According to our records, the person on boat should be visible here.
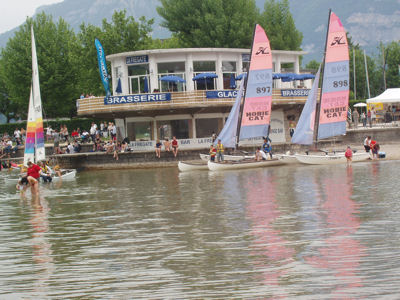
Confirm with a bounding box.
[209,144,217,161]
[171,136,179,157]
[155,139,162,158]
[255,147,263,161]
[38,161,52,183]
[216,139,224,162]
[262,137,272,159]
[53,164,62,178]
[16,176,39,197]
[345,146,353,165]
[364,136,371,153]
[27,161,42,181]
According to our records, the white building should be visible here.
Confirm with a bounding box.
[77,48,315,150]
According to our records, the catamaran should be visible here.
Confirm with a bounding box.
[24,25,76,179]
[208,24,283,171]
[292,11,369,165]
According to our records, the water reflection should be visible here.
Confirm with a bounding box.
[245,172,294,297]
[302,166,365,298]
[1,162,400,298]
[29,196,54,296]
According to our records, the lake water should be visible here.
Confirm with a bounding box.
[1,160,400,299]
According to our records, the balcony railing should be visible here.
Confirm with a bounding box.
[77,89,314,116]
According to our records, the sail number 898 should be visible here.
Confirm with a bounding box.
[256,86,271,94]
[333,80,348,88]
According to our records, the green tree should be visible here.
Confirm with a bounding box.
[0,13,79,118]
[384,41,400,89]
[157,0,259,48]
[76,10,154,96]
[305,59,321,71]
[259,0,303,50]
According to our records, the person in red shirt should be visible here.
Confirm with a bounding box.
[171,136,179,157]
[370,140,380,159]
[344,146,353,165]
[27,161,42,179]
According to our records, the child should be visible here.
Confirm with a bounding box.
[345,146,353,165]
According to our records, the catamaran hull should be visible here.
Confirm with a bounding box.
[295,152,370,165]
[178,161,208,172]
[199,153,253,161]
[275,154,298,164]
[53,169,77,180]
[208,159,283,171]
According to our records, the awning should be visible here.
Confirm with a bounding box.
[192,73,218,81]
[367,88,400,104]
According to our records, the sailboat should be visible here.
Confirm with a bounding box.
[24,25,76,179]
[208,24,283,171]
[292,11,369,165]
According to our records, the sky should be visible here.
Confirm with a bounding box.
[0,0,63,34]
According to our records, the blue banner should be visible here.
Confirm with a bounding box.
[281,89,310,97]
[206,90,238,99]
[104,93,171,105]
[95,39,111,97]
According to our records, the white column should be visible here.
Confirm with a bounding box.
[186,53,194,91]
[149,57,158,93]
[153,119,158,140]
[275,56,281,88]
[216,53,223,90]
[192,117,197,138]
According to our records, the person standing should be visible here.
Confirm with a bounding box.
[367,109,372,128]
[209,144,217,161]
[360,112,366,127]
[371,107,376,125]
[345,146,353,165]
[216,139,224,162]
[352,109,359,128]
[262,137,273,159]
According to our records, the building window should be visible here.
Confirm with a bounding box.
[157,62,186,92]
[158,119,189,140]
[196,118,219,138]
[126,121,152,141]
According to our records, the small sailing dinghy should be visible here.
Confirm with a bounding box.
[207,24,283,171]
[291,11,369,165]
[23,26,76,179]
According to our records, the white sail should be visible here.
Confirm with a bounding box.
[31,26,45,162]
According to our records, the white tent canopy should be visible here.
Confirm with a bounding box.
[367,88,400,104]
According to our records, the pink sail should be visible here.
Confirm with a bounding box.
[239,24,273,140]
[318,12,349,139]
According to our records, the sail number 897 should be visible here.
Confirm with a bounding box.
[256,86,271,94]
[333,80,348,88]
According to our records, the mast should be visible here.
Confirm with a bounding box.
[235,24,257,149]
[364,50,371,99]
[313,9,332,145]
[353,48,356,100]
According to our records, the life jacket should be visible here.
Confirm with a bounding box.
[216,143,224,152]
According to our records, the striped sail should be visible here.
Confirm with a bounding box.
[23,26,45,165]
[24,87,36,166]
[317,12,349,140]
[239,24,273,140]
[291,65,321,145]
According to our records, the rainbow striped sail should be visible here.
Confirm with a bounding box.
[239,24,273,140]
[317,12,349,140]
[23,26,45,166]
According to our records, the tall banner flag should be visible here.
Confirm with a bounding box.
[95,38,111,98]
